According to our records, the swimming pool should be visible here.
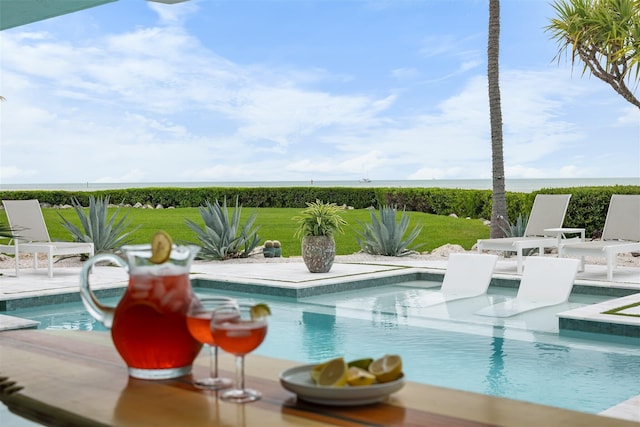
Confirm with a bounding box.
[9,282,640,415]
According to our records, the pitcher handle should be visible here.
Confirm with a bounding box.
[79,253,128,329]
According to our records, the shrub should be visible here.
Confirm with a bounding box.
[356,205,424,256]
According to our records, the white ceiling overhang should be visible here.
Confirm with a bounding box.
[0,0,189,31]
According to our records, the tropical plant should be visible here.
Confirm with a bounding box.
[498,213,529,238]
[546,0,640,108]
[58,196,140,253]
[292,200,347,239]
[355,205,424,256]
[498,213,536,255]
[185,197,260,260]
[488,0,508,238]
[0,223,14,239]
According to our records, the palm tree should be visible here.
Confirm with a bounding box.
[546,0,640,108]
[488,0,507,238]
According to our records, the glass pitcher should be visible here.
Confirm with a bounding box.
[80,244,202,380]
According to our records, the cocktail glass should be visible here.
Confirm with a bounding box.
[186,296,237,390]
[211,303,268,403]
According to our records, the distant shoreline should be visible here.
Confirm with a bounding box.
[1,177,638,193]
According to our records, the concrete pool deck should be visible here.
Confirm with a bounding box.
[1,255,639,423]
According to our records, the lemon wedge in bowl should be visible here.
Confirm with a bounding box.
[347,366,376,386]
[368,354,403,383]
[310,360,330,383]
[316,357,348,387]
[347,357,373,370]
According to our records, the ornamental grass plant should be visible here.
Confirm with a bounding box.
[292,200,348,239]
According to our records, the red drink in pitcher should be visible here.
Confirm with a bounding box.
[111,273,202,372]
[80,242,202,380]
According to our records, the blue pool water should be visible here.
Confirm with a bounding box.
[9,282,640,415]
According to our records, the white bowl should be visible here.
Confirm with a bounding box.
[279,363,405,406]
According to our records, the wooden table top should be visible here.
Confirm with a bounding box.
[0,330,634,427]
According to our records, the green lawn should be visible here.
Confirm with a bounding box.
[1,207,489,258]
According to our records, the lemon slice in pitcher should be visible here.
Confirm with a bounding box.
[149,230,173,264]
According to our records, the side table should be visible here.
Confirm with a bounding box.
[545,227,586,270]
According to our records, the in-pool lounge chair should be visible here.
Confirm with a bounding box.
[476,194,572,274]
[416,253,498,307]
[0,199,94,278]
[475,256,580,318]
[559,194,640,281]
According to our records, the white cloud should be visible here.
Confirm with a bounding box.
[0,165,37,180]
[391,67,420,80]
[147,0,199,26]
[408,167,466,180]
[617,106,640,126]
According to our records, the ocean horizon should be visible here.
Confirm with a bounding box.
[1,177,638,193]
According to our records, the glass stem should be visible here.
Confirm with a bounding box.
[235,355,245,391]
[208,345,217,379]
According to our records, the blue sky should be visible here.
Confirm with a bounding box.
[1,0,638,185]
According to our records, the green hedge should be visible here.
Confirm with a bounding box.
[1,185,638,238]
[0,187,379,209]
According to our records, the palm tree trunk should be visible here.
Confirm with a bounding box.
[488,0,507,238]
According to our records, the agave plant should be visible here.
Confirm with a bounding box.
[185,197,260,260]
[498,213,529,238]
[0,223,14,239]
[356,205,424,257]
[58,196,140,253]
[498,213,536,255]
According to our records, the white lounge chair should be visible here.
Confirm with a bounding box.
[475,256,580,318]
[559,194,640,281]
[415,253,498,307]
[476,194,572,274]
[0,199,94,278]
